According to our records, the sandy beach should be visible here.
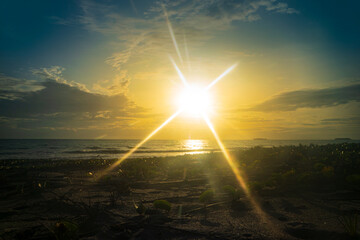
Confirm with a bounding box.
[2,0,360,238]
[1,144,359,239]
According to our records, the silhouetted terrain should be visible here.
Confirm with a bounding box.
[1,143,359,239]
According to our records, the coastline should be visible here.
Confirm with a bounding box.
[1,143,359,239]
[1,139,360,161]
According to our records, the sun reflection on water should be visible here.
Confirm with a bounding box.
[183,139,207,151]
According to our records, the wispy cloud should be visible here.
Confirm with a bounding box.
[73,0,298,70]
[321,117,360,126]
[31,66,89,91]
[148,0,297,23]
[92,70,130,95]
[250,84,360,112]
[31,66,65,81]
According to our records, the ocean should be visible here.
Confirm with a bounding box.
[0,139,358,161]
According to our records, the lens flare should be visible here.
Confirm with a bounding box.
[205,63,238,91]
[183,34,191,73]
[163,5,183,64]
[202,114,271,224]
[170,56,190,88]
[97,11,280,235]
[202,114,249,194]
[99,108,183,177]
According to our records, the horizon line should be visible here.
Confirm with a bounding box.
[0,138,357,141]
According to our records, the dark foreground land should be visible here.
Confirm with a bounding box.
[1,144,360,239]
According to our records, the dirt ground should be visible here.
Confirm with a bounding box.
[0,157,359,240]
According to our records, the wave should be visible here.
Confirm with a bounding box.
[126,146,148,149]
[63,148,220,154]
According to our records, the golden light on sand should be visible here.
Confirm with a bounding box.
[202,114,249,195]
[203,113,273,227]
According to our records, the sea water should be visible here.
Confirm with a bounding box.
[0,139,358,161]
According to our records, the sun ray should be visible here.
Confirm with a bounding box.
[170,56,190,88]
[99,108,183,177]
[202,114,250,195]
[163,5,183,64]
[183,34,191,73]
[202,114,270,222]
[205,63,238,91]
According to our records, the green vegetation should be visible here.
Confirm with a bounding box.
[248,181,264,192]
[199,189,215,207]
[222,185,241,201]
[1,143,360,239]
[233,143,360,192]
[1,143,359,195]
[153,200,172,213]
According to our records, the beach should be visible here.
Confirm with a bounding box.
[2,0,360,238]
[1,143,359,239]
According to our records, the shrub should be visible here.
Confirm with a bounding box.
[282,169,295,179]
[248,181,263,192]
[199,189,214,206]
[297,172,316,184]
[280,169,297,185]
[223,185,241,201]
[153,200,172,213]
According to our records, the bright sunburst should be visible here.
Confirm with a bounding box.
[98,10,269,226]
[176,85,212,117]
[100,7,248,204]
[102,59,236,175]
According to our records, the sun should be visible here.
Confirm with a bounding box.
[100,12,267,233]
[176,85,212,117]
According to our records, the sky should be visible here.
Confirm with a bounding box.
[0,0,359,140]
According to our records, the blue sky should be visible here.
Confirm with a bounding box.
[0,0,359,139]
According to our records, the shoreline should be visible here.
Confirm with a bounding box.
[1,143,359,239]
[1,139,360,162]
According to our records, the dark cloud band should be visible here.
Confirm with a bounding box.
[0,80,133,118]
[250,83,360,111]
